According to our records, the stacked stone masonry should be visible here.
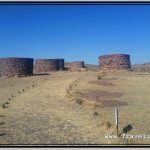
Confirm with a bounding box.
[0,57,34,77]
[58,59,65,70]
[34,59,61,74]
[99,54,131,70]
[72,61,84,68]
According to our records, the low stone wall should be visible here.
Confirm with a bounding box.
[34,59,59,74]
[99,54,131,70]
[0,57,33,77]
[72,61,84,68]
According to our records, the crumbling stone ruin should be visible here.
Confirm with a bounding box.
[69,61,87,72]
[99,54,131,71]
[72,61,85,68]
[0,57,33,77]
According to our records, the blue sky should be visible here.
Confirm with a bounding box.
[0,4,150,64]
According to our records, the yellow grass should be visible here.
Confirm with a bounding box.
[0,71,149,145]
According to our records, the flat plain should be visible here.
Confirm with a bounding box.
[0,70,150,145]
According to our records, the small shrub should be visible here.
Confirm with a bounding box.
[2,104,8,108]
[66,88,70,95]
[68,85,72,90]
[75,97,83,105]
[11,94,14,97]
[97,74,102,80]
[74,91,82,96]
[100,121,112,129]
[66,88,73,97]
[93,111,99,116]
[0,122,5,125]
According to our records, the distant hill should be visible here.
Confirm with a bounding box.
[85,64,99,71]
[131,63,150,72]
[65,62,150,72]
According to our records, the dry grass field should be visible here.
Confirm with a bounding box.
[0,70,150,145]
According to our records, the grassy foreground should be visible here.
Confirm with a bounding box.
[0,71,150,145]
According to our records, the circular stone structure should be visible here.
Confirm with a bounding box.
[58,58,65,70]
[34,59,59,74]
[72,61,84,68]
[0,57,34,77]
[99,54,131,70]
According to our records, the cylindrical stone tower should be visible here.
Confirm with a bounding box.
[0,57,34,77]
[58,58,65,70]
[72,61,84,68]
[34,59,59,74]
[99,54,131,70]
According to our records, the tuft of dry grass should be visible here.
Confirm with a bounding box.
[99,121,112,129]
[75,97,83,105]
[97,74,102,80]
[93,111,99,116]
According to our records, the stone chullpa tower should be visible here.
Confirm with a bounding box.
[0,57,33,77]
[99,54,131,71]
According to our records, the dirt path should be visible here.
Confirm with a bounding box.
[0,72,110,145]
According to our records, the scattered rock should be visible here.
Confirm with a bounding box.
[0,122,5,125]
[93,112,99,116]
[75,98,83,105]
[2,104,8,108]
[100,121,112,129]
[11,94,14,97]
[0,133,6,136]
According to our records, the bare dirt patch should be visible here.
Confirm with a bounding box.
[89,80,115,86]
[82,90,126,107]
[100,99,128,107]
[82,90,123,100]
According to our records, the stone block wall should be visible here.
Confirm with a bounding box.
[34,59,59,74]
[58,59,65,70]
[72,61,84,68]
[99,54,131,70]
[0,57,33,77]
